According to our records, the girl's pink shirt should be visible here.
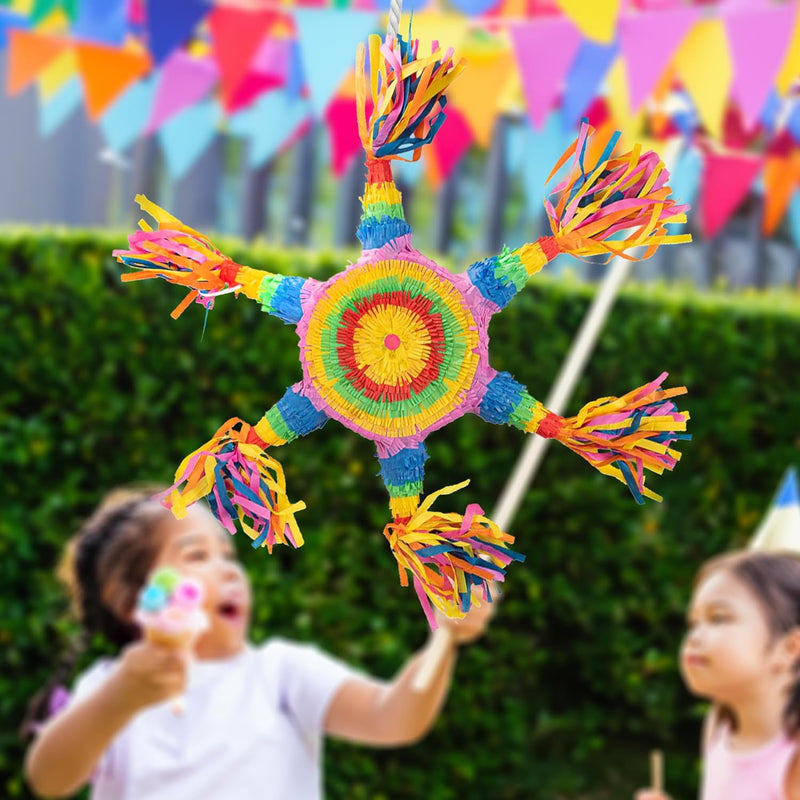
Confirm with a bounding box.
[701,722,798,800]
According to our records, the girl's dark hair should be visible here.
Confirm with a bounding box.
[21,487,170,740]
[696,550,800,735]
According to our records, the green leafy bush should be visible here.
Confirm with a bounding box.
[2,229,799,799]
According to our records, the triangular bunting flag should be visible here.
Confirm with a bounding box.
[31,0,76,25]
[76,42,151,120]
[700,148,762,238]
[72,0,126,46]
[762,150,800,236]
[605,56,645,148]
[148,51,217,133]
[618,8,697,112]
[521,112,575,219]
[6,28,66,96]
[225,34,290,112]
[749,467,800,552]
[447,44,515,148]
[326,95,365,177]
[449,0,497,15]
[129,0,145,27]
[286,38,305,101]
[293,8,378,117]
[725,4,797,131]
[38,74,81,136]
[509,17,582,129]
[562,39,618,129]
[158,98,219,180]
[395,11,468,57]
[227,73,282,115]
[208,7,278,112]
[674,19,733,140]
[99,74,157,153]
[37,47,77,101]
[147,0,208,66]
[248,91,310,169]
[791,190,800,249]
[423,105,473,189]
[777,1,800,95]
[0,9,29,47]
[555,0,621,45]
[667,144,702,211]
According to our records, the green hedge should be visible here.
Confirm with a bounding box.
[2,229,799,799]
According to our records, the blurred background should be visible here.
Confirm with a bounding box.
[1,0,799,798]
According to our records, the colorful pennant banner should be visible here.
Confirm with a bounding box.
[1,0,799,234]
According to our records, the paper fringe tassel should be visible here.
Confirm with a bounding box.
[543,373,691,504]
[545,122,692,261]
[114,194,250,319]
[356,33,465,162]
[384,481,525,626]
[159,418,306,551]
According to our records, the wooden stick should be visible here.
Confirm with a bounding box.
[650,749,663,794]
[413,257,632,693]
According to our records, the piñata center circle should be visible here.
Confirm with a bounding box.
[302,258,481,440]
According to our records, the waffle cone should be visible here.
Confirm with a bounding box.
[145,627,195,649]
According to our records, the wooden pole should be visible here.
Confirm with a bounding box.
[413,255,633,691]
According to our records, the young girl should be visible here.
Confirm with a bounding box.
[636,550,800,800]
[24,487,495,799]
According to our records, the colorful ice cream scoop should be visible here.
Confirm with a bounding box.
[135,567,208,647]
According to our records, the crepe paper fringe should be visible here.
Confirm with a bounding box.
[529,373,690,504]
[478,370,690,503]
[158,417,306,551]
[383,481,525,626]
[114,195,295,320]
[537,121,692,263]
[356,33,464,163]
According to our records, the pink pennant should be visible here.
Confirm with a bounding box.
[225,36,290,113]
[228,74,281,114]
[326,96,367,177]
[725,3,796,130]
[128,0,145,26]
[508,17,582,129]
[208,6,277,112]
[428,106,474,184]
[251,36,290,82]
[618,7,697,111]
[147,51,217,133]
[701,149,763,239]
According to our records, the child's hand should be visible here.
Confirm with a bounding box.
[111,639,190,712]
[635,790,671,800]
[434,589,496,644]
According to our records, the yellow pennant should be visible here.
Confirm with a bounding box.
[777,2,800,95]
[555,0,621,45]
[673,19,732,140]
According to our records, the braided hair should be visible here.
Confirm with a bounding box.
[21,487,170,739]
[695,550,800,736]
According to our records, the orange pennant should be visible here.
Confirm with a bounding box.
[7,29,66,96]
[762,152,800,236]
[76,43,151,120]
[447,45,516,148]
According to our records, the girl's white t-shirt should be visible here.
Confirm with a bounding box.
[69,639,359,800]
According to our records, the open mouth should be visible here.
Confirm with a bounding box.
[217,601,244,622]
